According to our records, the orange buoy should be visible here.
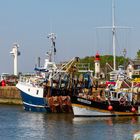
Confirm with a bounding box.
[108,105,113,111]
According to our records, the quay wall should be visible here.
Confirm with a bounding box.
[0,86,22,105]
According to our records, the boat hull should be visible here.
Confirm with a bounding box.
[72,96,140,117]
[16,83,72,113]
[72,104,113,117]
[16,83,50,112]
[20,90,50,112]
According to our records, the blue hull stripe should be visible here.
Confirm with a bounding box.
[23,102,50,112]
[19,90,51,112]
[20,90,47,106]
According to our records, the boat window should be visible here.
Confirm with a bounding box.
[28,88,30,92]
[112,92,117,98]
[36,90,39,95]
[118,93,121,99]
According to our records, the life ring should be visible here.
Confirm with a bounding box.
[119,97,126,105]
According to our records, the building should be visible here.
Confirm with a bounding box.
[126,59,140,78]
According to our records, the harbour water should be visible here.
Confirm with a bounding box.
[0,105,140,140]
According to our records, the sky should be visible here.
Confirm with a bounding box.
[0,0,140,74]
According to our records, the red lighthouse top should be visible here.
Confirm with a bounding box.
[95,52,100,61]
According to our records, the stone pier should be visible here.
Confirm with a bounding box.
[0,86,22,105]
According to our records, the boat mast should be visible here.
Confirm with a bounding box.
[97,0,130,71]
[47,33,56,62]
[112,0,116,71]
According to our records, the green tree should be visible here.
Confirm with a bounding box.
[137,49,140,59]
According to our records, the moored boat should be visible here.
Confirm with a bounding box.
[72,88,140,117]
[71,0,140,117]
[71,69,140,117]
[16,33,72,112]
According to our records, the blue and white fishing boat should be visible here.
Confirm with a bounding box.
[16,33,60,112]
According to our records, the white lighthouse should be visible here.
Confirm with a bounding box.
[94,52,101,78]
[10,43,21,76]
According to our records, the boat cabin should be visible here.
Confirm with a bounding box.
[105,90,132,102]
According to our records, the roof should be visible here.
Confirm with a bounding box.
[129,59,140,66]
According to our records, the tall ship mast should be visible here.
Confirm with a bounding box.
[112,0,116,71]
[112,0,131,71]
[96,0,117,71]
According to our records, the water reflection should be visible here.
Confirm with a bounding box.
[73,116,140,140]
[16,112,74,139]
[73,116,140,126]
[13,111,140,140]
[1,105,140,140]
[44,113,138,127]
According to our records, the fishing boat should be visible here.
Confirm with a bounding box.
[71,69,140,117]
[71,0,140,117]
[72,88,140,117]
[16,33,73,112]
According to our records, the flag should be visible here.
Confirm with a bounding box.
[52,40,55,47]
[54,47,56,55]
